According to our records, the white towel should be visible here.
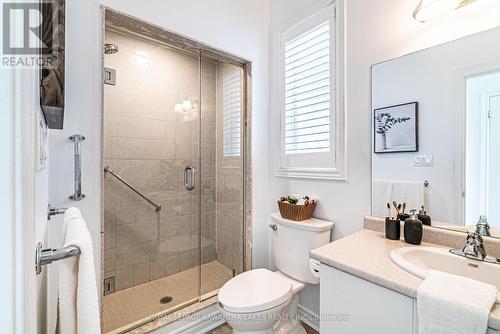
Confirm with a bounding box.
[391,180,425,213]
[372,180,393,217]
[417,270,497,334]
[58,208,100,334]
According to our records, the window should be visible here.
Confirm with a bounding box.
[223,69,242,157]
[285,20,331,155]
[275,2,345,180]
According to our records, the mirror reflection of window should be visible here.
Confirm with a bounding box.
[222,69,242,157]
[466,71,500,229]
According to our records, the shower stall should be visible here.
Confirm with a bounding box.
[101,9,250,333]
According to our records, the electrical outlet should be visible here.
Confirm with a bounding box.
[414,154,433,167]
[104,67,116,85]
[103,277,115,295]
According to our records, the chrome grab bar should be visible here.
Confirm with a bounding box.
[104,166,162,211]
[35,242,80,275]
[184,164,196,191]
[69,135,86,201]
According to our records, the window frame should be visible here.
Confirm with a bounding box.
[274,0,346,181]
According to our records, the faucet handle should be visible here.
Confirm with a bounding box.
[463,232,486,260]
[476,216,491,237]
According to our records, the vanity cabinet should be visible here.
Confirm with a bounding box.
[320,265,500,334]
[320,265,417,334]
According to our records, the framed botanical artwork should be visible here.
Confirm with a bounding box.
[374,102,418,153]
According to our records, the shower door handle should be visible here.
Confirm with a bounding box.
[184,165,196,191]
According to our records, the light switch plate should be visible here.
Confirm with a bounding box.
[414,154,433,167]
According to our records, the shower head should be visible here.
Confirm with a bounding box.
[104,43,119,55]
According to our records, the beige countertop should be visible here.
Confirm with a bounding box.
[310,229,500,331]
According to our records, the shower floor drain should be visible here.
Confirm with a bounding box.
[160,296,173,304]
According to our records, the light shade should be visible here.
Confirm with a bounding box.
[413,0,476,22]
[174,98,197,113]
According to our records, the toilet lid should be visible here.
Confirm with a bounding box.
[218,269,293,313]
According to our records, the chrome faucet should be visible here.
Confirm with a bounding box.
[450,232,500,264]
[462,232,487,260]
[475,215,491,237]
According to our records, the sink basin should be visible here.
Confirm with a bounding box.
[390,246,500,303]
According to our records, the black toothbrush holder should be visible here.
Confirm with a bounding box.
[397,213,410,221]
[385,218,401,240]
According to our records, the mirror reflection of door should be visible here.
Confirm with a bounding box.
[466,71,500,229]
[488,93,500,225]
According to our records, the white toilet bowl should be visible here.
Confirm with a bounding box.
[218,269,305,334]
[218,214,333,334]
[220,300,289,334]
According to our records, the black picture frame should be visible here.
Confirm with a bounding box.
[374,102,419,154]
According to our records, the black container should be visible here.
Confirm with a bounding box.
[398,213,410,221]
[404,213,423,245]
[385,218,401,240]
[418,214,432,226]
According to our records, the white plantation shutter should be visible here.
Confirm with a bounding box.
[285,20,331,155]
[223,69,241,157]
[276,3,345,180]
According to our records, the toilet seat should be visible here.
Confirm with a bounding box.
[218,268,293,313]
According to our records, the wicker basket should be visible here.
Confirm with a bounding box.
[277,200,317,221]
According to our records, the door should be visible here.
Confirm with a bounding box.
[199,52,246,300]
[488,94,500,224]
[101,30,202,332]
[465,71,500,227]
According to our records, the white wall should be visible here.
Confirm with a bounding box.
[269,0,500,315]
[48,0,271,301]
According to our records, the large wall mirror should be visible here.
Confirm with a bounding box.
[371,26,500,239]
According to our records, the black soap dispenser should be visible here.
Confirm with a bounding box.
[418,206,432,226]
[404,209,423,245]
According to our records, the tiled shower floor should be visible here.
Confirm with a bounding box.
[103,261,233,333]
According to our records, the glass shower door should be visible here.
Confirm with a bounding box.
[199,53,245,299]
[102,23,247,333]
[102,29,202,332]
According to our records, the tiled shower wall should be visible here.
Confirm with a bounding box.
[215,64,244,275]
[103,31,217,291]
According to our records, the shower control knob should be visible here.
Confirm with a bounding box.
[269,224,278,231]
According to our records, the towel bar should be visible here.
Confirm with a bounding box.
[47,205,67,220]
[35,242,80,275]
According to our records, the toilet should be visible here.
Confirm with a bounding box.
[218,213,334,334]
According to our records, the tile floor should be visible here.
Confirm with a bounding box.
[208,323,319,334]
[103,261,233,333]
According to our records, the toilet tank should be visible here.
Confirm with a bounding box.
[271,213,333,284]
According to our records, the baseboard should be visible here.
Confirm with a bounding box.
[297,304,320,332]
[151,304,224,334]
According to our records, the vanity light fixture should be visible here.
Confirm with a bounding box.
[413,0,476,22]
